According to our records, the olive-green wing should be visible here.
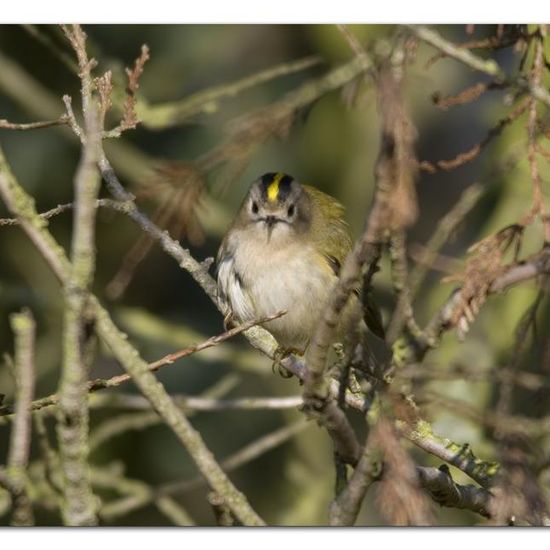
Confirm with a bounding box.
[304,185,385,340]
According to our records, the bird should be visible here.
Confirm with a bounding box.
[216,172,384,364]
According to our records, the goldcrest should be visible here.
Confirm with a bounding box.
[217,172,384,356]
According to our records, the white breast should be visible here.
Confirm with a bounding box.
[218,229,336,351]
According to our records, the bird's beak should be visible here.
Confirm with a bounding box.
[265,216,276,241]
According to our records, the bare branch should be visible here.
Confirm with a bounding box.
[99,419,309,521]
[417,465,492,518]
[137,55,322,130]
[6,309,36,526]
[329,432,381,525]
[0,115,69,131]
[0,313,283,417]
[89,375,239,453]
[55,23,103,527]
[409,183,485,299]
[401,419,500,488]
[0,198,133,227]
[419,98,530,173]
[90,393,303,413]
[0,146,265,526]
[409,25,550,107]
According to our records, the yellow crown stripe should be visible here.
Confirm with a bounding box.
[267,172,285,202]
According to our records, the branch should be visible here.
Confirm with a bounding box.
[0,198,133,227]
[419,97,530,173]
[99,419,309,521]
[417,465,492,518]
[386,231,426,345]
[0,313,283,418]
[90,393,303,413]
[103,45,150,139]
[401,419,500,488]
[0,146,265,526]
[409,25,505,77]
[137,55,322,130]
[89,375,239,453]
[56,24,101,527]
[423,247,550,350]
[6,309,36,526]
[0,115,69,131]
[409,183,485,299]
[409,25,550,108]
[329,434,380,525]
[525,31,550,242]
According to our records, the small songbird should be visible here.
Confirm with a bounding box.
[216,172,384,358]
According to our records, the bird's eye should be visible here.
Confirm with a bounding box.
[251,201,259,214]
[287,204,295,217]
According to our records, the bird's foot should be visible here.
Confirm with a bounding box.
[223,312,236,331]
[271,346,302,378]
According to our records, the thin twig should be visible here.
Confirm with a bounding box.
[22,25,79,74]
[0,115,69,131]
[337,24,369,58]
[155,496,195,526]
[0,313,283,417]
[408,183,485,300]
[386,231,426,345]
[103,45,150,139]
[137,55,322,130]
[89,375,239,452]
[90,393,303,412]
[0,198,133,227]
[409,25,550,107]
[432,81,505,110]
[100,419,309,520]
[6,309,36,526]
[419,97,530,173]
